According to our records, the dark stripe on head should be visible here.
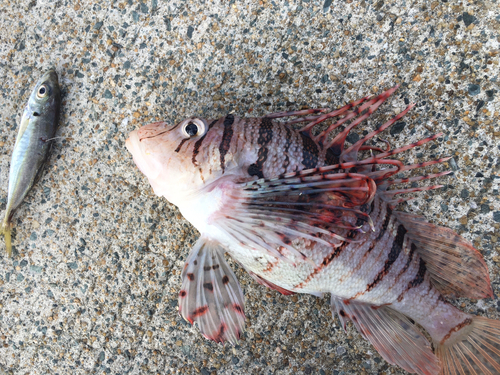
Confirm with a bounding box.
[219,114,235,173]
[367,224,406,292]
[168,121,183,132]
[139,129,169,142]
[174,138,189,153]
[192,119,218,166]
[248,117,274,179]
[300,131,319,168]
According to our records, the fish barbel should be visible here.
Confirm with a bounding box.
[126,86,500,375]
[1,69,61,257]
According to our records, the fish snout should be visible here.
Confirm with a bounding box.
[136,121,170,141]
[40,69,59,85]
[125,129,161,180]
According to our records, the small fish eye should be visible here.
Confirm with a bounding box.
[181,118,207,138]
[185,123,198,136]
[37,84,49,98]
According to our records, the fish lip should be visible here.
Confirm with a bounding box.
[39,69,59,86]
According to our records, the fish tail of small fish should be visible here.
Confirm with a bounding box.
[435,315,500,375]
[1,216,12,257]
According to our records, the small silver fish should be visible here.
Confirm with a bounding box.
[126,86,500,375]
[1,69,61,257]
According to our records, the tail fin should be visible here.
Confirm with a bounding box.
[1,220,12,257]
[436,316,500,375]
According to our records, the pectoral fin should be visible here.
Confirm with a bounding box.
[178,237,245,344]
[215,170,377,265]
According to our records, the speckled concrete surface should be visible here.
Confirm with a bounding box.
[0,0,499,374]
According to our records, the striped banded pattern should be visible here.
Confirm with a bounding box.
[272,196,431,308]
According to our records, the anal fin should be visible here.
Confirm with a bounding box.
[178,237,245,344]
[331,296,440,375]
[395,211,493,299]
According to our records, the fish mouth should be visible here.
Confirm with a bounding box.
[126,129,162,181]
[39,69,59,86]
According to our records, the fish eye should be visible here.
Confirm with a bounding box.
[185,123,198,136]
[37,84,49,98]
[181,118,207,138]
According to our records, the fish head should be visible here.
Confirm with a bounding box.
[28,69,61,114]
[126,117,235,203]
[15,69,61,148]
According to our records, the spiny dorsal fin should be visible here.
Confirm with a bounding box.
[394,211,493,299]
[178,237,245,344]
[331,296,440,375]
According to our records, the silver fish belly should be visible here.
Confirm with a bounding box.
[126,87,500,375]
[1,69,61,257]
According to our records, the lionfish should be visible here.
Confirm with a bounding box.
[126,86,500,375]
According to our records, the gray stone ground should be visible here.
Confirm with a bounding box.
[0,0,499,374]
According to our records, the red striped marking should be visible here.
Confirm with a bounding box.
[440,318,472,345]
[294,241,348,290]
[190,305,209,320]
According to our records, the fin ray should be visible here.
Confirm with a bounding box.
[436,317,500,375]
[394,211,492,299]
[331,296,440,375]
[179,237,245,344]
[214,171,377,264]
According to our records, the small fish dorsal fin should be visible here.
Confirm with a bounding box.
[178,237,245,344]
[331,296,440,375]
[394,211,493,299]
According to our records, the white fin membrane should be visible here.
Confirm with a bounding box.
[331,296,440,375]
[178,237,245,344]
